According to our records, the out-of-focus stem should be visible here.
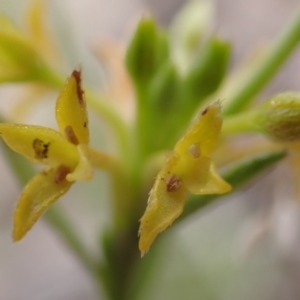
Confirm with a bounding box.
[223,8,300,116]
[222,110,259,135]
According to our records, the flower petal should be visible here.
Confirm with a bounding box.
[66,144,93,182]
[139,155,188,256]
[0,123,78,167]
[174,101,222,157]
[13,166,73,241]
[25,0,59,66]
[185,160,232,194]
[172,153,231,194]
[56,70,89,145]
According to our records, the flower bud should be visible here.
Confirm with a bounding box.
[170,0,215,73]
[125,17,168,85]
[184,37,231,100]
[257,92,300,142]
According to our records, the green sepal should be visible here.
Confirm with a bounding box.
[125,17,169,86]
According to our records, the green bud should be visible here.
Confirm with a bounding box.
[125,17,168,85]
[257,92,300,142]
[170,0,215,73]
[184,37,231,100]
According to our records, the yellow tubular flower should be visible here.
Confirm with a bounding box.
[138,102,232,256]
[0,70,96,241]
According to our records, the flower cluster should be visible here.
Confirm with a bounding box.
[0,70,102,241]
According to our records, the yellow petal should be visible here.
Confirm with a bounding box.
[139,102,231,255]
[172,153,231,194]
[25,0,59,66]
[139,155,188,256]
[66,144,93,182]
[0,123,78,167]
[13,166,73,241]
[174,101,222,157]
[185,161,231,194]
[56,70,89,145]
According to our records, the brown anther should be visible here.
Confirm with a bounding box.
[165,174,182,192]
[54,165,71,184]
[65,126,79,145]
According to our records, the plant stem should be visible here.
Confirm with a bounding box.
[45,206,99,276]
[222,110,259,135]
[85,91,132,162]
[223,7,300,116]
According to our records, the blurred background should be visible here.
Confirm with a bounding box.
[0,0,300,299]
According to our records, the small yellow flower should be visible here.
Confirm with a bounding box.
[138,102,231,255]
[0,70,94,241]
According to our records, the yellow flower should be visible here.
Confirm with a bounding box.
[138,102,232,255]
[0,70,95,241]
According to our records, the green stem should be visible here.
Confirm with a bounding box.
[222,109,259,135]
[223,7,300,116]
[45,206,99,276]
[86,91,132,164]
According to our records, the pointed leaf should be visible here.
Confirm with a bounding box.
[13,167,73,241]
[0,123,78,167]
[56,70,89,145]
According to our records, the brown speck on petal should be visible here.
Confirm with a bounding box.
[33,139,50,159]
[72,69,84,105]
[188,144,201,158]
[201,107,208,115]
[54,165,71,184]
[65,125,79,145]
[166,174,182,192]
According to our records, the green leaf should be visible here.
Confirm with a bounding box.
[180,149,286,220]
